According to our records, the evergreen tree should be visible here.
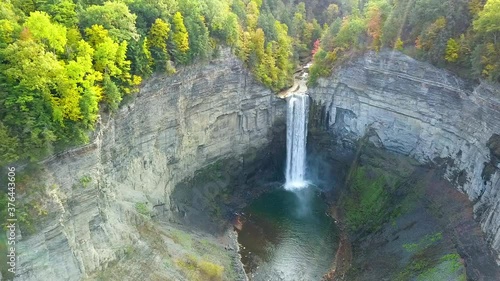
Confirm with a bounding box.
[147,18,171,70]
[171,11,189,63]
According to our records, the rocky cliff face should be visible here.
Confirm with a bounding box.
[15,49,284,281]
[309,51,500,263]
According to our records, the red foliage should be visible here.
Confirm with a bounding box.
[312,39,320,56]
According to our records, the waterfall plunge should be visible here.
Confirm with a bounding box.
[285,94,309,190]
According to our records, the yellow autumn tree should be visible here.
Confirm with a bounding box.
[171,11,189,63]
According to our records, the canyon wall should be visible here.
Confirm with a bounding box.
[309,51,500,263]
[14,49,284,281]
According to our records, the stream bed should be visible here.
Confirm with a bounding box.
[238,187,338,281]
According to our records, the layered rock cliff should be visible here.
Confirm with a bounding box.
[309,51,500,263]
[14,49,284,281]
[13,49,500,280]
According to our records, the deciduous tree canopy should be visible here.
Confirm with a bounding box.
[309,0,500,85]
[2,0,495,166]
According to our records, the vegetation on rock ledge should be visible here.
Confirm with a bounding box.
[0,0,328,165]
[308,0,500,86]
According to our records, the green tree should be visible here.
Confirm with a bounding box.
[0,19,18,47]
[178,0,212,61]
[103,74,121,111]
[64,39,102,125]
[473,0,500,44]
[79,1,139,42]
[274,21,293,88]
[128,0,178,33]
[249,28,265,68]
[0,39,66,160]
[24,11,67,54]
[325,4,340,21]
[236,28,251,62]
[445,38,459,62]
[416,17,446,51]
[223,13,240,46]
[0,122,19,166]
[335,16,366,49]
[231,0,247,24]
[38,0,78,27]
[127,38,153,78]
[85,25,141,106]
[246,0,260,31]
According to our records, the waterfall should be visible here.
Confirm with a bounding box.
[285,94,309,190]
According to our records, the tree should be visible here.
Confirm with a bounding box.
[171,11,189,62]
[236,28,251,62]
[321,18,341,51]
[0,19,17,47]
[366,5,382,51]
[183,15,211,61]
[128,0,178,33]
[178,0,212,61]
[249,28,265,67]
[394,37,404,50]
[445,38,459,62]
[127,38,153,77]
[480,43,500,81]
[291,4,306,40]
[325,4,340,21]
[103,74,121,111]
[24,11,67,54]
[246,0,260,31]
[335,16,366,49]
[256,43,278,87]
[417,17,446,50]
[147,18,171,68]
[202,0,229,40]
[312,39,320,56]
[469,0,484,16]
[223,13,240,46]
[381,13,403,47]
[64,39,102,125]
[258,11,278,42]
[0,122,19,166]
[79,1,139,42]
[473,0,500,44]
[231,0,247,24]
[85,25,141,105]
[0,39,66,160]
[38,0,78,27]
[408,0,446,36]
[274,21,293,89]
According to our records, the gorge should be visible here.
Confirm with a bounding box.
[6,49,500,281]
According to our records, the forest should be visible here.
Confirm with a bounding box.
[309,0,500,85]
[0,0,498,166]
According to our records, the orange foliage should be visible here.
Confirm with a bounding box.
[366,7,382,51]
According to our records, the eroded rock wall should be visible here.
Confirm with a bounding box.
[15,49,284,281]
[309,51,500,263]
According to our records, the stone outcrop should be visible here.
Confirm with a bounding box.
[309,51,500,263]
[14,49,284,281]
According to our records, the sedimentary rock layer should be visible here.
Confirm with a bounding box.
[309,51,500,263]
[15,49,284,281]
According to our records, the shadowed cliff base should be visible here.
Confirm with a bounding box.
[310,136,500,281]
[170,119,286,234]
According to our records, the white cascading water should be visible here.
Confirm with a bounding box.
[285,94,309,190]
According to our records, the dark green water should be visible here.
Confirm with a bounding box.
[238,187,339,281]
